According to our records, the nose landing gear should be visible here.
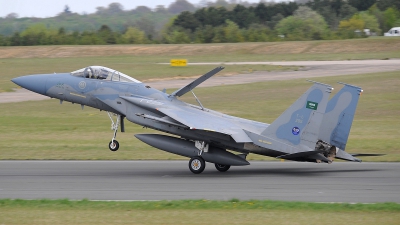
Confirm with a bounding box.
[107,112,123,151]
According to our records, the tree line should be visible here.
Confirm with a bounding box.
[0,0,399,46]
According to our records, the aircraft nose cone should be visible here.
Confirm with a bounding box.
[11,74,48,95]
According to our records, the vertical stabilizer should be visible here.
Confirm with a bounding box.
[318,83,363,150]
[261,81,333,151]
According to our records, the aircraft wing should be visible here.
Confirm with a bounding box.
[156,104,253,143]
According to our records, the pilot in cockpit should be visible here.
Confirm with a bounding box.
[85,68,92,78]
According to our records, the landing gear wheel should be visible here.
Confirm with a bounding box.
[215,163,231,172]
[109,140,119,151]
[189,156,205,174]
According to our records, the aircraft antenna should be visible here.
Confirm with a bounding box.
[191,90,205,111]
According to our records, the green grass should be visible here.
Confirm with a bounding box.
[0,71,399,161]
[1,198,399,211]
[0,199,399,225]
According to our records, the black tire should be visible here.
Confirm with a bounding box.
[189,156,205,174]
[215,163,231,172]
[109,140,119,151]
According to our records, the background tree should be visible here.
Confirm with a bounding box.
[214,0,230,8]
[223,20,244,42]
[173,11,201,32]
[5,13,18,19]
[133,6,152,13]
[377,0,400,11]
[368,4,385,32]
[9,32,22,46]
[194,7,229,27]
[64,5,72,14]
[107,3,124,14]
[20,24,51,45]
[168,0,196,14]
[348,0,377,11]
[163,28,191,43]
[194,25,216,43]
[97,25,116,44]
[3,0,400,46]
[122,27,147,44]
[95,7,107,15]
[244,23,273,42]
[155,5,168,14]
[338,15,365,38]
[276,6,329,40]
[266,13,284,29]
[306,0,357,30]
[276,16,307,40]
[254,2,299,24]
[134,17,157,40]
[229,4,257,28]
[359,12,381,34]
[383,7,400,31]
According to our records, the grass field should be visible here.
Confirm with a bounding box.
[1,37,400,59]
[0,71,399,161]
[1,37,400,92]
[1,199,399,225]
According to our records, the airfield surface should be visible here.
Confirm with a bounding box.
[0,161,399,203]
[1,59,400,103]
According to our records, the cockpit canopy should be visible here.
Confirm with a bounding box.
[71,66,141,83]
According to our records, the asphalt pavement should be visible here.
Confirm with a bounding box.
[1,161,399,203]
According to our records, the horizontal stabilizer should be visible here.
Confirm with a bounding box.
[171,66,224,97]
[351,153,385,157]
[278,151,331,163]
[335,149,362,162]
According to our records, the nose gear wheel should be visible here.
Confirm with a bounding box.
[109,140,119,151]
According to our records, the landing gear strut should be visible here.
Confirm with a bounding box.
[189,156,206,174]
[107,112,120,151]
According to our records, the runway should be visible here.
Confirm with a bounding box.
[1,161,399,203]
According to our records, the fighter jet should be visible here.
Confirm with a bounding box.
[12,66,367,174]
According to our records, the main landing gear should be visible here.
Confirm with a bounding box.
[107,112,121,151]
[215,163,231,172]
[189,156,206,174]
[188,156,231,174]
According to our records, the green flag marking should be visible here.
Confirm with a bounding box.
[306,101,318,110]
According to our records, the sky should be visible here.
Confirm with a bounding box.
[0,0,288,18]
